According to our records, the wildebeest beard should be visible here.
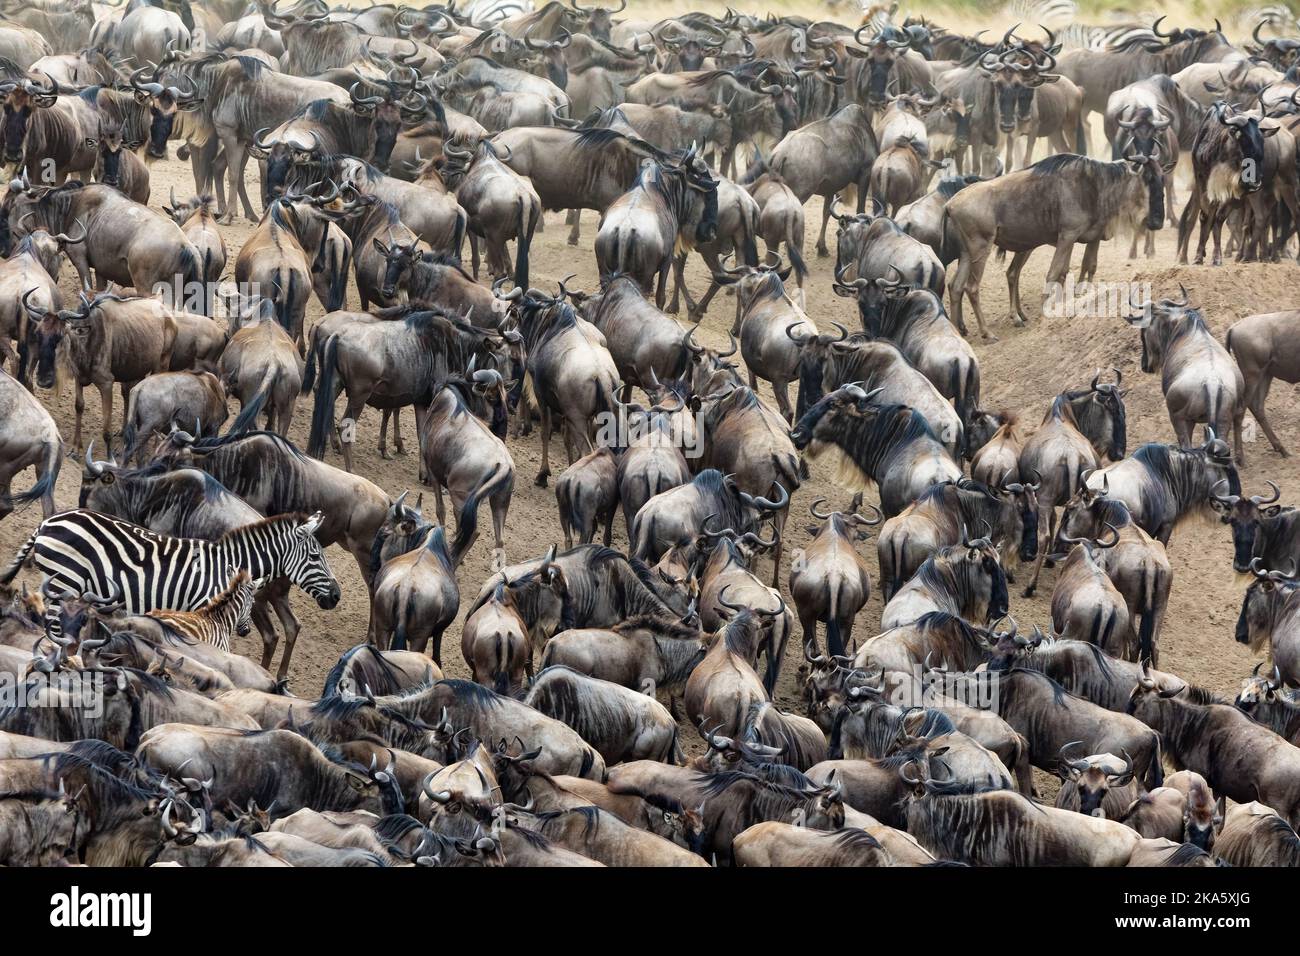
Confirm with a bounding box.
[2,103,32,165]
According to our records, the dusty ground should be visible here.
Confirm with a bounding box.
[3,129,1298,785]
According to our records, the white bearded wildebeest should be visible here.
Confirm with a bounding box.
[946,152,1166,341]
[1124,289,1246,461]
[1215,801,1300,867]
[525,665,681,765]
[790,329,964,459]
[439,138,540,289]
[489,126,662,245]
[0,365,61,521]
[741,169,807,306]
[878,534,1009,631]
[1226,310,1300,458]
[462,580,532,695]
[790,384,963,519]
[876,478,1040,601]
[1018,374,1128,598]
[1128,662,1300,828]
[368,515,459,666]
[1054,743,1143,820]
[951,665,1164,789]
[21,288,176,457]
[513,286,620,488]
[709,260,808,422]
[695,384,800,586]
[755,103,880,257]
[0,221,79,383]
[219,298,304,437]
[1236,664,1300,744]
[594,147,719,309]
[418,372,516,566]
[305,308,512,474]
[568,274,696,395]
[555,446,617,549]
[829,206,945,335]
[1047,525,1136,660]
[1236,561,1300,688]
[789,497,881,658]
[9,180,203,301]
[870,135,942,216]
[1054,492,1173,666]
[121,369,227,464]
[540,615,709,700]
[162,191,227,298]
[1083,431,1241,546]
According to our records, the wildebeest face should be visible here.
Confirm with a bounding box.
[29,312,67,390]
[1208,482,1283,573]
[1235,573,1292,649]
[1234,672,1279,716]
[1061,752,1133,817]
[1002,483,1040,563]
[2,99,33,166]
[789,387,864,451]
[374,238,420,301]
[1220,109,1275,192]
[370,102,402,172]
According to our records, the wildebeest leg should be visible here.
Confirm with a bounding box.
[431,481,447,527]
[1210,204,1229,266]
[1247,375,1288,456]
[666,252,688,315]
[566,209,581,245]
[1042,238,1076,304]
[816,193,833,257]
[267,580,300,679]
[1005,251,1032,326]
[1172,414,1192,450]
[252,597,279,672]
[71,382,86,456]
[469,233,481,280]
[1079,241,1099,282]
[774,379,793,423]
[536,406,552,486]
[339,391,369,474]
[771,506,786,589]
[654,258,671,310]
[98,382,116,458]
[226,135,259,223]
[1023,505,1054,598]
[378,409,393,460]
[491,485,511,567]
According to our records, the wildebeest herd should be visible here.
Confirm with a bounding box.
[0,0,1297,869]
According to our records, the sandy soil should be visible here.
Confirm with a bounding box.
[3,131,1298,789]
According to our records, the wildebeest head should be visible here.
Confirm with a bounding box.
[1210,479,1284,573]
[20,287,90,390]
[1235,558,1297,651]
[979,47,1059,134]
[129,66,203,160]
[0,76,60,166]
[1250,19,1300,70]
[349,74,428,174]
[846,25,912,106]
[568,0,626,42]
[1115,103,1172,161]
[522,26,573,90]
[788,320,851,419]
[1215,103,1276,194]
[1058,742,1135,817]
[659,21,726,71]
[373,235,422,302]
[1067,368,1127,461]
[85,119,142,188]
[1235,661,1288,718]
[997,477,1041,563]
[668,146,720,244]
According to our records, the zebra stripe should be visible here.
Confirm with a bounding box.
[1,509,339,635]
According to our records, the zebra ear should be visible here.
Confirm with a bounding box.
[298,511,324,537]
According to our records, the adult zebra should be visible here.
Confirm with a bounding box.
[1,509,341,637]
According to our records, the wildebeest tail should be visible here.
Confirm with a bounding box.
[738,204,759,267]
[231,365,277,435]
[307,332,341,459]
[786,225,807,283]
[178,244,202,312]
[825,581,843,657]
[0,440,61,517]
[1136,565,1155,664]
[451,462,510,567]
[326,237,350,313]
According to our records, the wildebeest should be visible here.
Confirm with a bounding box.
[121,369,227,464]
[1125,289,1246,461]
[594,148,718,307]
[1214,800,1300,867]
[1128,662,1300,828]
[1226,309,1300,458]
[791,384,963,518]
[555,446,617,549]
[1049,527,1135,659]
[946,153,1166,340]
[878,534,1009,630]
[0,365,62,521]
[219,300,304,437]
[789,497,879,658]
[1236,561,1300,688]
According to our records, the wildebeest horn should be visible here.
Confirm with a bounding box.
[1211,478,1240,506]
[739,482,789,513]
[1250,480,1281,506]
[808,497,833,519]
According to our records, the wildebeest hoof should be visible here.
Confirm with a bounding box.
[982,332,1000,343]
[566,236,579,246]
[1022,585,1036,598]
[535,473,549,487]
[815,246,829,258]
